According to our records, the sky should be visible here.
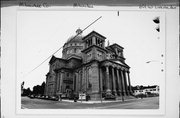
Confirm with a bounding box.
[17,10,165,90]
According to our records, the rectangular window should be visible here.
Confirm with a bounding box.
[67,73,69,77]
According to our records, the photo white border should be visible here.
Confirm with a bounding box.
[16,8,166,115]
[2,5,179,118]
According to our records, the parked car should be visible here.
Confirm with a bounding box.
[49,96,59,101]
[135,93,147,99]
[104,94,116,100]
[29,94,35,99]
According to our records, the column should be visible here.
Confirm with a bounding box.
[53,74,57,95]
[102,41,105,48]
[85,68,88,93]
[54,73,58,94]
[44,77,48,96]
[105,66,111,93]
[58,73,61,91]
[79,71,82,93]
[116,68,121,96]
[80,71,83,93]
[82,68,85,92]
[86,68,89,93]
[73,74,75,91]
[112,67,117,96]
[92,37,96,45]
[56,73,59,92]
[120,70,126,96]
[99,67,103,99]
[123,71,129,95]
[76,73,79,93]
[127,71,133,95]
[60,71,64,93]
[99,67,103,93]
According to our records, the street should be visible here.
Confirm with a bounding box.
[21,96,159,109]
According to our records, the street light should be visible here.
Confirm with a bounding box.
[146,60,164,71]
[146,60,159,63]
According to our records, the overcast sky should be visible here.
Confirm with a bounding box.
[17,10,165,90]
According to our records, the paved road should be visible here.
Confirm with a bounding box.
[21,97,159,109]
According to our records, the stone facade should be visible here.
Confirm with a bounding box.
[44,29,133,100]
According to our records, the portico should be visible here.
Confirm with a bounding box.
[100,61,133,97]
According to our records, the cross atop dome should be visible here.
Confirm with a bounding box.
[76,28,82,35]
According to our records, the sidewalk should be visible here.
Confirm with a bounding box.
[61,98,138,104]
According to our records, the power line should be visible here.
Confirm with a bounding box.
[24,46,63,77]
[24,16,102,77]
[82,16,102,32]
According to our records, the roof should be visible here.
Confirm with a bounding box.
[82,31,106,40]
[49,55,57,64]
[113,60,129,68]
[49,55,66,64]
[106,43,124,51]
[132,85,159,90]
[143,85,158,89]
[66,54,82,60]
[49,54,82,65]
[100,59,130,68]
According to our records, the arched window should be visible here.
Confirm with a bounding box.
[76,49,79,53]
[74,48,77,53]
[67,73,70,77]
[70,49,73,54]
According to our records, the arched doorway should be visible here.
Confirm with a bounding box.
[65,85,72,98]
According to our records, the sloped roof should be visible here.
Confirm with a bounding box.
[49,55,66,64]
[113,60,129,67]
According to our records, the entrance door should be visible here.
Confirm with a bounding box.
[65,85,71,98]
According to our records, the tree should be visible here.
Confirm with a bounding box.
[21,81,24,89]
[32,81,46,96]
[21,81,25,95]
[22,87,32,96]
[40,82,45,95]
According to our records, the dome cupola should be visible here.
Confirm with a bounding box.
[62,28,85,59]
[76,28,82,35]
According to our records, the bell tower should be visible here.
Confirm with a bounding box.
[81,30,107,100]
[81,31,107,63]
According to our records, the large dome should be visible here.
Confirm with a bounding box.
[62,28,84,59]
[65,28,83,44]
[66,35,83,43]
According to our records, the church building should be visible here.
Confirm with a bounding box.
[44,29,133,100]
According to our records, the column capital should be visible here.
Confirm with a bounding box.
[60,70,65,73]
[104,64,110,68]
[116,66,120,70]
[112,64,116,68]
[127,70,130,73]
[120,66,125,71]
